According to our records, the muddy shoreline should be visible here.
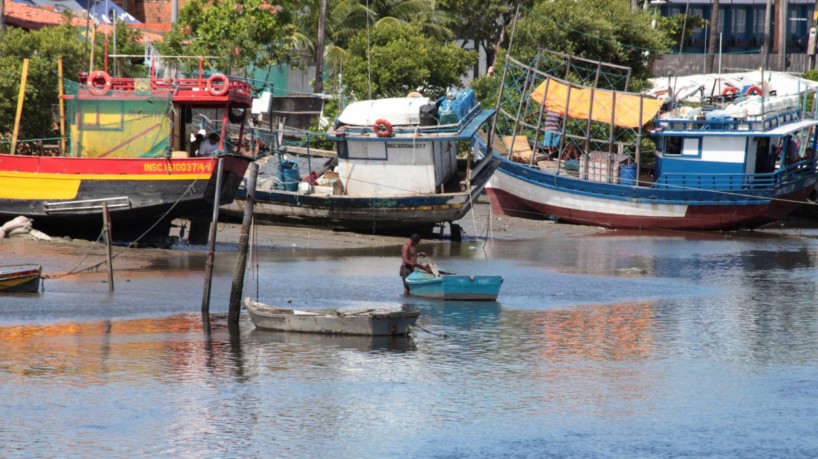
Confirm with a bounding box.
[2,196,814,277]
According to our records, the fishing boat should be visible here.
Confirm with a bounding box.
[405,271,503,301]
[223,89,501,236]
[243,297,419,336]
[483,50,818,230]
[0,63,252,243]
[0,264,42,293]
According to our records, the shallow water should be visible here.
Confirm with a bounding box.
[3,228,818,457]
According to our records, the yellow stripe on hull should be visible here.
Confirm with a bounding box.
[0,174,81,200]
[0,171,212,200]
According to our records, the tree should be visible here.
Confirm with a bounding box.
[0,24,92,141]
[161,0,297,74]
[342,21,476,99]
[705,0,720,73]
[438,0,532,74]
[289,0,452,94]
[511,0,673,85]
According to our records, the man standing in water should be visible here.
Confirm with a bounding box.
[400,233,431,295]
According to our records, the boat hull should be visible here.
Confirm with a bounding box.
[244,298,419,336]
[486,154,817,230]
[224,155,501,232]
[406,272,503,300]
[0,265,42,293]
[0,154,251,240]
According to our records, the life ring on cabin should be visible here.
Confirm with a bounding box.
[207,73,230,96]
[373,118,393,137]
[88,70,113,95]
[721,86,737,97]
[746,85,763,96]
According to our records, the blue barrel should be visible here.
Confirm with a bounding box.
[278,160,300,192]
[620,164,636,186]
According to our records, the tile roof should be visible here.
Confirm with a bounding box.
[3,0,164,42]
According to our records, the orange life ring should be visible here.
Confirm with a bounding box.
[721,86,737,96]
[88,70,113,95]
[373,118,393,137]
[746,85,762,96]
[207,73,230,96]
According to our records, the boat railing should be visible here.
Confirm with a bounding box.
[654,160,817,191]
[655,108,802,133]
[76,74,254,106]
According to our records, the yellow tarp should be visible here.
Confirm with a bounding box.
[530,79,664,129]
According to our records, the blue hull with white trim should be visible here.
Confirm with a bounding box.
[406,271,503,301]
[486,51,818,231]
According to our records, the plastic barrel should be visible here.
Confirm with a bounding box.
[620,164,636,186]
[278,160,300,192]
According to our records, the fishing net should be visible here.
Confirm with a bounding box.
[63,78,173,158]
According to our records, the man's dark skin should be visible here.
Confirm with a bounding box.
[400,234,432,295]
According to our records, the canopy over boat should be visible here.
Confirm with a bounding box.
[530,78,664,128]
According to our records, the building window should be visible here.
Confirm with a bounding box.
[735,9,746,35]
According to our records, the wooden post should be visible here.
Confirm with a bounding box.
[58,57,66,155]
[201,157,225,326]
[102,203,115,292]
[11,59,29,155]
[228,162,258,324]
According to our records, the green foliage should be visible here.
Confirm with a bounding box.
[110,21,149,78]
[513,0,673,85]
[342,22,476,99]
[802,70,818,82]
[470,74,501,110]
[0,25,92,143]
[660,13,707,50]
[161,0,297,74]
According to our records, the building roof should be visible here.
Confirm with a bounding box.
[3,0,164,42]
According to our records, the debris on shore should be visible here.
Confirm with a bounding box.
[1,216,52,241]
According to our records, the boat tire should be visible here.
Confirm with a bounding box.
[207,73,230,96]
[373,118,393,137]
[88,70,113,95]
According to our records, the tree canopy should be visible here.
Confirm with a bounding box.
[512,0,673,85]
[0,24,98,142]
[341,21,476,100]
[161,0,297,74]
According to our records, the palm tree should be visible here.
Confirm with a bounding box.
[290,0,452,93]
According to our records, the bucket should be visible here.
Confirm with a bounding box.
[277,160,300,192]
[620,164,636,186]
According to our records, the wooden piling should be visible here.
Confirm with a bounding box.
[228,162,258,323]
[201,156,225,327]
[102,203,114,291]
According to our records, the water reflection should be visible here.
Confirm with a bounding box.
[5,227,818,456]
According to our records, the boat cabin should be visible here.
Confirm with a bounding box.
[327,89,492,197]
[652,95,818,190]
[68,65,253,159]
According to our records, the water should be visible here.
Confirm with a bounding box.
[3,228,818,457]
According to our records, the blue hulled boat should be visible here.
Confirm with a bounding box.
[484,50,818,230]
[406,271,503,301]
